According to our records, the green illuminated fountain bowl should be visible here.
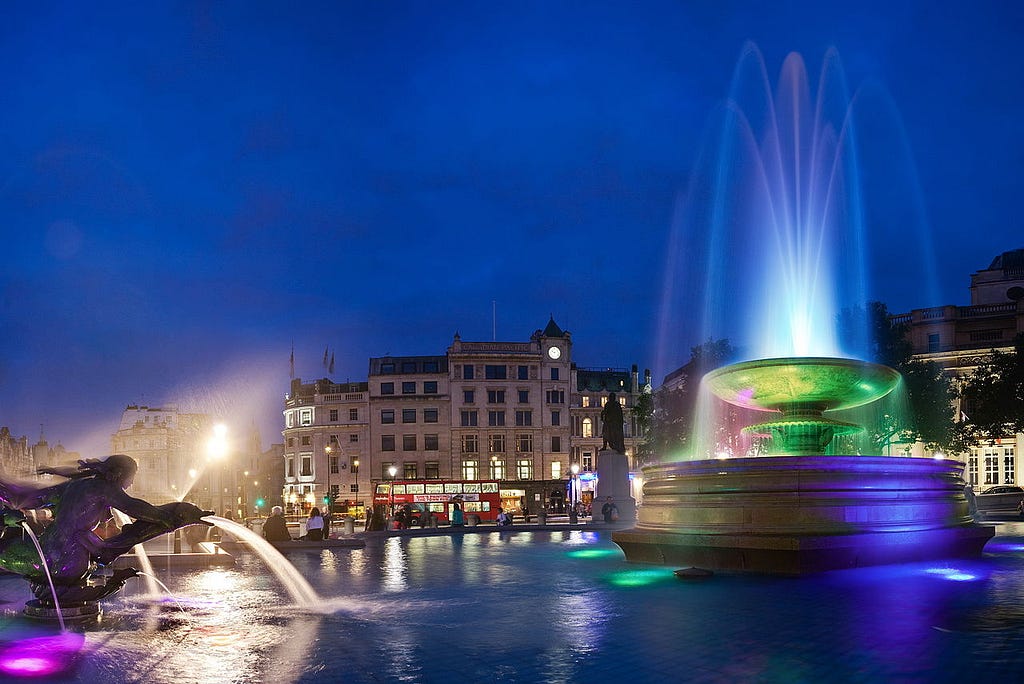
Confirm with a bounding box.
[703,357,901,413]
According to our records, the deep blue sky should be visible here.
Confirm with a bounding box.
[2,1,1022,457]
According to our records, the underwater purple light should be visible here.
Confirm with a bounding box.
[0,632,85,678]
[923,567,980,582]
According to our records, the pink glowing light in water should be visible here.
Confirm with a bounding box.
[0,633,85,678]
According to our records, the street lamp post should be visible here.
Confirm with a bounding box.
[569,463,580,522]
[388,465,397,519]
[324,445,333,538]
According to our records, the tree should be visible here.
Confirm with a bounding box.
[959,334,1024,441]
[646,339,736,460]
[839,301,958,454]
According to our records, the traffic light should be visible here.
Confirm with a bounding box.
[323,495,330,504]
[255,498,265,508]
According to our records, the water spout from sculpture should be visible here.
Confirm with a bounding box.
[204,516,319,607]
[19,522,66,632]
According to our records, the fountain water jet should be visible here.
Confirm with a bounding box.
[613,47,993,573]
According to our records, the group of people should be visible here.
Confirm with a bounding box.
[261,506,327,542]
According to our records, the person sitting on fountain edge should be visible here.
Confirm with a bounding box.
[262,506,292,542]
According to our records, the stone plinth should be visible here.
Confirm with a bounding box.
[612,455,994,574]
[593,448,636,522]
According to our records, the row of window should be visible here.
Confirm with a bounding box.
[379,360,442,375]
[381,380,439,395]
[458,433,549,453]
[967,447,1016,486]
[460,409,562,427]
[380,434,441,451]
[381,459,539,481]
[288,433,359,448]
[381,408,440,424]
[285,453,361,478]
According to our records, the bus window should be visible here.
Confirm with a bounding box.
[406,484,425,494]
[425,483,444,494]
[393,485,406,495]
[444,483,462,494]
[376,484,390,494]
[463,483,481,493]
[481,482,498,493]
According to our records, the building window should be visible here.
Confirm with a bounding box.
[551,410,561,426]
[404,461,418,479]
[351,459,360,474]
[424,408,439,423]
[517,433,533,452]
[301,436,311,446]
[382,462,395,480]
[349,408,359,420]
[403,435,416,451]
[330,409,339,422]
[551,461,561,479]
[928,333,940,353]
[464,390,475,404]
[287,437,295,447]
[518,390,529,403]
[485,456,502,479]
[551,436,562,452]
[464,365,475,380]
[287,412,295,428]
[485,365,507,379]
[424,381,438,394]
[425,434,439,451]
[381,410,395,424]
[461,410,478,427]
[517,459,533,480]
[515,410,532,426]
[402,361,417,373]
[968,455,979,486]
[582,396,591,408]
[402,409,417,423]
[487,389,506,403]
[402,381,416,394]
[582,418,593,438]
[462,434,479,453]
[424,360,439,373]
[381,382,395,395]
[382,435,395,452]
[462,460,479,480]
[350,434,359,443]
[546,390,565,404]
[518,365,529,380]
[1005,448,1016,484]
[350,484,359,493]
[425,461,440,479]
[489,434,506,453]
[488,410,505,427]
[300,452,312,477]
[300,409,312,426]
[551,368,559,381]
[381,363,395,374]
[286,455,294,478]
[583,452,594,471]
[329,454,339,474]
[985,456,998,484]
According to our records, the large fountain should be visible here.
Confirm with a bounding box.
[612,47,994,574]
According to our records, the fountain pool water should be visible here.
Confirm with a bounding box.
[1,529,1024,681]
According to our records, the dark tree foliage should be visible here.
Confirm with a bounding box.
[839,301,958,453]
[959,334,1024,441]
[646,339,736,460]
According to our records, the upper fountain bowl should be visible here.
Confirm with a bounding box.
[703,357,900,413]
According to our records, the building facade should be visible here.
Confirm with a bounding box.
[892,248,1024,488]
[281,318,648,518]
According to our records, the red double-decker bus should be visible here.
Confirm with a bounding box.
[374,479,501,524]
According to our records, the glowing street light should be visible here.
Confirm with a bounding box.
[388,465,397,517]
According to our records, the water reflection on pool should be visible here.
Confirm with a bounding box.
[3,527,1024,682]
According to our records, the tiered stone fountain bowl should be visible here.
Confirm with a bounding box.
[612,357,994,574]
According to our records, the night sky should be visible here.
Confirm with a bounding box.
[2,1,1021,457]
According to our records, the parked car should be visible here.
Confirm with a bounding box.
[974,485,1024,514]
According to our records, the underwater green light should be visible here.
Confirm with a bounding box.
[566,548,621,560]
[607,568,676,587]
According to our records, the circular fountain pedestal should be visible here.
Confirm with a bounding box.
[612,455,994,575]
[23,599,100,621]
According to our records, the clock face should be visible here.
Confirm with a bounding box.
[548,346,561,360]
